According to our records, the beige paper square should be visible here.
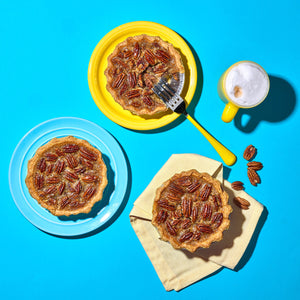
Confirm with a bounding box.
[130,154,264,291]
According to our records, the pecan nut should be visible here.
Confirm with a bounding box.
[231,181,244,191]
[233,196,250,209]
[243,145,257,160]
[247,161,263,171]
[247,168,261,186]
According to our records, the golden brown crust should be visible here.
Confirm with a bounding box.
[105,34,184,116]
[25,136,108,216]
[152,170,232,252]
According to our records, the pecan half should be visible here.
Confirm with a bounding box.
[231,181,244,191]
[186,181,201,193]
[234,196,250,209]
[144,49,156,65]
[179,231,193,242]
[182,197,192,218]
[201,203,212,220]
[243,145,257,160]
[181,219,192,229]
[247,168,261,186]
[165,221,177,236]
[80,147,98,161]
[62,144,79,153]
[247,161,263,171]
[112,73,126,89]
[157,200,176,211]
[199,184,212,201]
[155,49,170,63]
[196,224,213,234]
[212,213,223,227]
[155,210,168,224]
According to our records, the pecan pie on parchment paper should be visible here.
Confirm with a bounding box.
[152,169,232,252]
[105,34,184,116]
[25,136,108,216]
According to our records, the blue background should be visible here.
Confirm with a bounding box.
[1,0,299,299]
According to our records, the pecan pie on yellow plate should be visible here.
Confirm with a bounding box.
[105,34,184,116]
[152,170,232,252]
[25,136,108,217]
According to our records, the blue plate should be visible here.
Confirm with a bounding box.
[9,117,128,237]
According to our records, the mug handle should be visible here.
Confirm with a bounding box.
[221,102,239,123]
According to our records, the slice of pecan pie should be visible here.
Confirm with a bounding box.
[25,136,108,216]
[105,34,185,116]
[152,170,232,252]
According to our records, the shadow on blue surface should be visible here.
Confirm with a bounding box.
[234,75,297,133]
[234,206,268,271]
[44,143,132,239]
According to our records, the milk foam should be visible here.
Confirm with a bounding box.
[225,62,269,107]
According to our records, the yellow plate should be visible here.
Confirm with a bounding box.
[88,21,197,130]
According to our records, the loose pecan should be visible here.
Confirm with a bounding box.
[247,161,263,171]
[74,167,86,174]
[247,168,261,186]
[231,181,244,191]
[243,145,257,160]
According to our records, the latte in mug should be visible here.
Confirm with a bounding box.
[218,61,270,122]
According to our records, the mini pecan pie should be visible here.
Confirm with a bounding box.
[105,34,184,115]
[152,170,232,252]
[25,136,108,217]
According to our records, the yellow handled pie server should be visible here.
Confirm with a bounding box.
[153,78,237,166]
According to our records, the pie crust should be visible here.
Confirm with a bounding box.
[152,170,232,252]
[25,136,108,216]
[105,34,185,116]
